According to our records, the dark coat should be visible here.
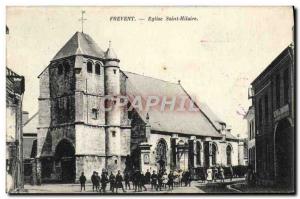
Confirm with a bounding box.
[115,174,124,187]
[79,175,86,184]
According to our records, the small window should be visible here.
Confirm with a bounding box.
[92,108,98,119]
[112,131,116,137]
[87,61,93,73]
[58,64,63,75]
[115,160,118,164]
[113,69,116,74]
[95,63,101,75]
[64,61,70,73]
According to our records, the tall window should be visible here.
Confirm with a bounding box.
[211,143,217,166]
[264,94,269,122]
[58,64,63,75]
[87,61,93,73]
[196,141,201,166]
[64,61,70,73]
[95,63,101,75]
[275,74,281,108]
[283,68,289,104]
[258,98,262,128]
[92,108,98,119]
[249,122,252,139]
[226,145,232,166]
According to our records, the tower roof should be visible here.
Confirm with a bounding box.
[52,31,105,61]
[105,41,118,60]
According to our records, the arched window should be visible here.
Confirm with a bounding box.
[212,143,217,166]
[196,141,201,165]
[58,64,63,75]
[64,61,70,73]
[87,61,93,73]
[226,145,232,166]
[95,63,101,75]
[156,139,167,172]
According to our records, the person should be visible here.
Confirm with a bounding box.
[181,171,185,186]
[133,170,140,192]
[115,170,126,193]
[168,171,174,190]
[91,171,97,192]
[157,171,163,191]
[173,170,179,187]
[184,170,191,187]
[109,172,116,193]
[124,171,131,190]
[79,172,86,191]
[95,172,101,192]
[145,169,151,184]
[206,167,213,183]
[139,171,147,191]
[101,170,109,193]
[151,170,158,190]
[219,166,225,183]
[213,167,218,182]
[162,171,168,189]
[229,166,234,181]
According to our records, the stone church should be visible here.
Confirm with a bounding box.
[36,31,244,183]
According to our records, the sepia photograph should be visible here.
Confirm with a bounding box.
[5,6,295,194]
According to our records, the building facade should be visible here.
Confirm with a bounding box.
[244,106,256,171]
[6,67,25,192]
[36,31,245,183]
[251,44,294,191]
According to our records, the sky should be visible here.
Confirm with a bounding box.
[6,6,294,138]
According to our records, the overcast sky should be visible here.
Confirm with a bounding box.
[6,6,294,137]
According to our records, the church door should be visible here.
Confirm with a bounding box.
[55,139,75,183]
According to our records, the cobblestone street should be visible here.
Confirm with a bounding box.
[22,178,245,194]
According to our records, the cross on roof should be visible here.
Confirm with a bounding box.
[79,10,87,33]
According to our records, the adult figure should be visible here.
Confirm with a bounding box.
[91,171,97,192]
[109,172,116,193]
[139,171,147,191]
[124,171,131,190]
[219,166,225,183]
[168,171,174,190]
[101,171,109,193]
[151,170,158,190]
[145,169,151,184]
[115,170,126,193]
[79,172,86,191]
[95,172,101,192]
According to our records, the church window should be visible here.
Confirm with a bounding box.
[58,64,63,75]
[275,74,280,108]
[264,94,269,122]
[87,61,93,73]
[92,108,98,119]
[283,68,289,104]
[95,63,101,75]
[196,141,201,166]
[226,145,232,166]
[258,98,262,127]
[64,61,70,73]
[115,160,118,164]
[211,143,217,166]
[113,69,116,74]
[112,131,116,137]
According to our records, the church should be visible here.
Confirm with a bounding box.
[36,31,245,183]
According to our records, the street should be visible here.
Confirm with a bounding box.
[22,178,245,194]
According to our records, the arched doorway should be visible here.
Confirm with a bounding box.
[226,145,232,166]
[55,139,75,183]
[156,139,167,172]
[275,118,294,188]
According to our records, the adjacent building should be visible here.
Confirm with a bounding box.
[6,67,25,192]
[36,31,245,183]
[250,44,294,191]
[244,106,255,171]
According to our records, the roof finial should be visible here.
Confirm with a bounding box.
[79,10,87,33]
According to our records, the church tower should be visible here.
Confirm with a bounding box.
[104,42,131,172]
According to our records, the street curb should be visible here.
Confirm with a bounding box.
[226,184,242,193]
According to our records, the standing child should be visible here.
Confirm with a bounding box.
[79,172,86,191]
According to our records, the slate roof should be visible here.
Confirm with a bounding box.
[52,32,105,61]
[124,71,222,138]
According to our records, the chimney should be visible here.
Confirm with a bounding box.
[22,111,29,125]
